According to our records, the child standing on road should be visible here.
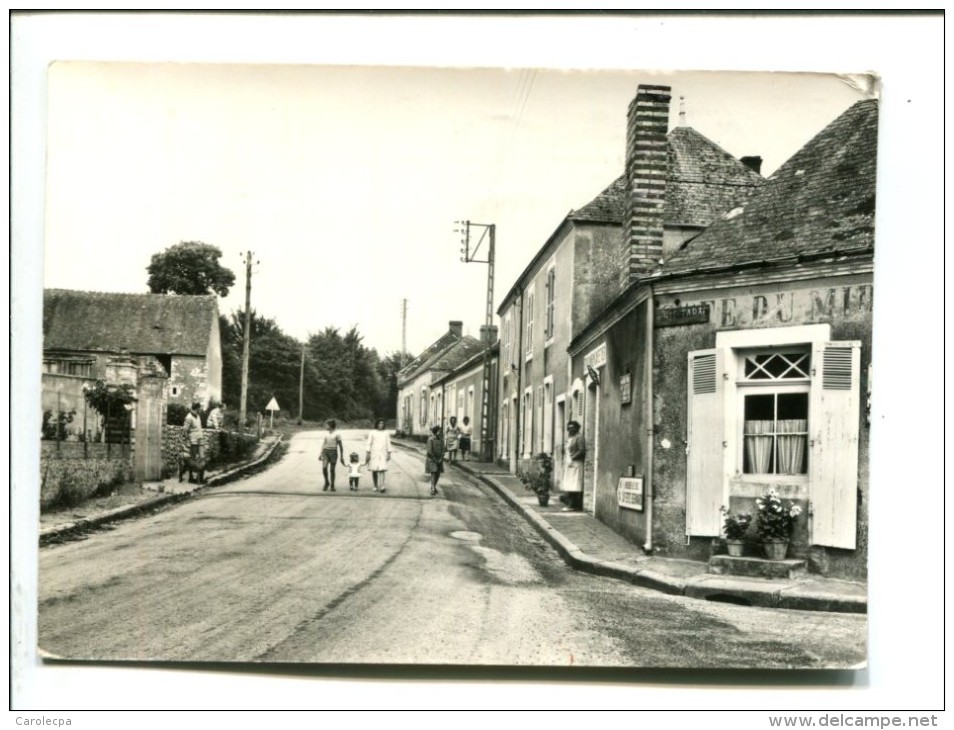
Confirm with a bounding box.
[348,452,362,491]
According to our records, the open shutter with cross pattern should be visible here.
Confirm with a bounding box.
[686,348,726,536]
[809,341,861,549]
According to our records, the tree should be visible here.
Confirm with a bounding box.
[147,241,236,297]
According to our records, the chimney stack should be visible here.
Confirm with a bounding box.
[449,320,463,338]
[741,156,763,174]
[622,84,672,290]
[479,324,498,345]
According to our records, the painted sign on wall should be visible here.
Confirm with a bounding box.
[617,476,644,511]
[619,372,632,404]
[657,285,873,329]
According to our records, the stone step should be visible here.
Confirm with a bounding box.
[708,555,808,580]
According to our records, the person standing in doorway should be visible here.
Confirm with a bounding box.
[425,425,445,496]
[365,418,393,493]
[445,415,460,463]
[458,415,473,461]
[319,419,345,491]
[561,420,585,512]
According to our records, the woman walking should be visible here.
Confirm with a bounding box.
[561,420,585,512]
[445,415,460,463]
[365,418,393,493]
[319,419,345,491]
[425,425,445,496]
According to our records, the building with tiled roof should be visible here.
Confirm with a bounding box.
[396,321,468,437]
[43,288,222,406]
[565,96,878,581]
[496,83,762,476]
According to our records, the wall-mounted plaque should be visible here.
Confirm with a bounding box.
[617,476,644,511]
[619,372,632,404]
[654,303,711,327]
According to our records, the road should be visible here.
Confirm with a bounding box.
[38,430,866,668]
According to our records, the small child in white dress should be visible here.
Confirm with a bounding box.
[348,452,362,491]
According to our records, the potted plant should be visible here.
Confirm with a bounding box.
[755,489,803,560]
[522,452,553,507]
[720,506,752,557]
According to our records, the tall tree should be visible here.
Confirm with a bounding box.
[147,241,236,297]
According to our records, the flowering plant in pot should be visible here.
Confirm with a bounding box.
[755,489,802,559]
[720,506,752,556]
[521,452,553,506]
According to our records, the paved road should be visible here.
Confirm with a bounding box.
[38,430,866,668]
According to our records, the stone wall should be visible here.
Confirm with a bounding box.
[39,442,133,510]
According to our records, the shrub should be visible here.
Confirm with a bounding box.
[755,489,803,540]
[41,409,75,440]
[166,402,189,426]
[50,473,87,510]
[721,506,753,540]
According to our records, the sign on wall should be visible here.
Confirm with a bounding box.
[655,304,711,327]
[617,476,644,511]
[619,372,632,404]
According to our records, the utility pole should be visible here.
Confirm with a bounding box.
[298,342,305,425]
[456,219,496,460]
[401,298,408,367]
[239,251,257,433]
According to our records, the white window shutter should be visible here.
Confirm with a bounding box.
[809,341,861,549]
[687,348,726,536]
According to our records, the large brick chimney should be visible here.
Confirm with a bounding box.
[622,84,672,290]
[449,320,463,338]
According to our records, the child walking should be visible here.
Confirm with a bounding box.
[348,452,362,491]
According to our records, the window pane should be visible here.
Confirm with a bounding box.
[777,392,808,421]
[744,393,774,420]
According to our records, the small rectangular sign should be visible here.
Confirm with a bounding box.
[619,372,631,404]
[654,304,711,327]
[617,476,644,511]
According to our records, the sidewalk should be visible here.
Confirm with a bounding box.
[39,434,284,545]
[395,438,866,614]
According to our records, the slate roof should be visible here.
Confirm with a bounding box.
[43,289,218,356]
[655,99,878,278]
[569,126,764,227]
[397,329,461,384]
[428,336,488,375]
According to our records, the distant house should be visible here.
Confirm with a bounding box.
[497,84,764,480]
[395,321,489,438]
[43,289,222,407]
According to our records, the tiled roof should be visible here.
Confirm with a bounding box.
[428,336,487,374]
[656,99,878,277]
[43,289,218,356]
[397,330,460,384]
[568,126,763,226]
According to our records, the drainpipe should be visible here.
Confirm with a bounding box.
[643,291,655,554]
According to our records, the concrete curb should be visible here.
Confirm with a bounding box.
[370,441,867,614]
[39,436,285,545]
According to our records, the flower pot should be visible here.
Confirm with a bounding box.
[762,538,790,561]
[725,539,745,557]
[537,493,550,507]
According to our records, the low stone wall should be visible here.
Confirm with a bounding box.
[40,442,134,510]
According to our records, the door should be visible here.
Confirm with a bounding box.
[553,399,566,488]
[134,375,165,481]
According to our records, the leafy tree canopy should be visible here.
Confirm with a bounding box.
[147,241,236,297]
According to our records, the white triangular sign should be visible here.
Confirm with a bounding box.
[266,397,280,411]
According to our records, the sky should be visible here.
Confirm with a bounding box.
[11,11,946,716]
[42,62,867,356]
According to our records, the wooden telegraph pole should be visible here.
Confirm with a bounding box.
[239,251,256,433]
[298,342,305,425]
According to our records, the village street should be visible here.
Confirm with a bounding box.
[38,431,866,668]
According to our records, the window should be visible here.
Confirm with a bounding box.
[545,267,555,340]
[523,389,533,457]
[525,291,534,357]
[43,357,94,377]
[739,350,810,476]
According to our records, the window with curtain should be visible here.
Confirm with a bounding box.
[740,350,810,476]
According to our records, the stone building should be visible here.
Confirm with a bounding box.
[496,84,763,483]
[43,289,222,408]
[567,96,877,579]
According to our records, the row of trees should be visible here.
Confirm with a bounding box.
[149,241,410,423]
[219,311,408,424]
